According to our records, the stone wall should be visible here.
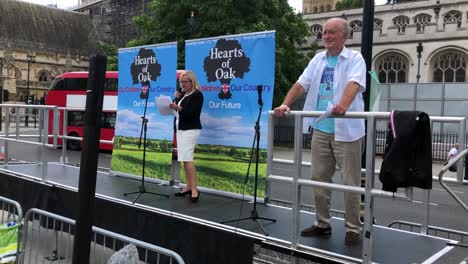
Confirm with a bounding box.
[301,0,468,83]
[0,0,94,102]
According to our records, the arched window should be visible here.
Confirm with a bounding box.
[350,20,362,32]
[374,18,383,34]
[313,7,318,13]
[349,20,362,39]
[432,51,467,82]
[375,53,409,83]
[15,67,21,79]
[414,13,432,32]
[38,70,51,82]
[393,15,410,33]
[310,24,323,39]
[319,6,324,12]
[326,5,331,11]
[443,10,462,28]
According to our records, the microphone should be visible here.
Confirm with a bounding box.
[257,85,263,107]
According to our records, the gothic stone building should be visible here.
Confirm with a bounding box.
[77,0,152,48]
[303,0,339,13]
[0,0,94,103]
[302,0,468,84]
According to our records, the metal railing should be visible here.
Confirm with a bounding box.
[274,126,468,161]
[20,208,185,264]
[0,195,24,262]
[266,110,467,264]
[388,220,468,246]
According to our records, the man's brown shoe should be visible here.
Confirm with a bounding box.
[344,232,360,246]
[301,225,331,237]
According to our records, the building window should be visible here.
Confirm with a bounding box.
[350,20,362,32]
[443,10,462,28]
[414,13,432,32]
[38,70,51,82]
[326,5,331,11]
[393,15,410,33]
[15,68,22,79]
[432,51,467,82]
[349,20,362,39]
[319,6,324,12]
[310,24,323,39]
[374,18,383,34]
[313,7,318,13]
[375,53,408,83]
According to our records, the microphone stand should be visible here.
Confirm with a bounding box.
[221,86,276,235]
[124,85,169,203]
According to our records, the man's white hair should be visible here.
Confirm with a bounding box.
[325,17,350,39]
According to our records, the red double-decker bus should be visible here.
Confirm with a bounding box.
[46,71,118,151]
[46,70,185,151]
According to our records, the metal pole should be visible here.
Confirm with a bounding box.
[72,55,107,264]
[360,2,375,263]
[416,43,423,83]
[26,57,30,127]
[361,0,374,112]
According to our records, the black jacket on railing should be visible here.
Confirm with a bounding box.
[379,110,432,192]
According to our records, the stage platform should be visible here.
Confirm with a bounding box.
[0,162,457,264]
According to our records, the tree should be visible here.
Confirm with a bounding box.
[129,0,312,106]
[97,42,118,71]
[335,0,362,10]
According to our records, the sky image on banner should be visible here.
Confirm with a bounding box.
[111,43,177,180]
[185,31,275,196]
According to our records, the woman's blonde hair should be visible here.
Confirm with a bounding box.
[180,71,201,91]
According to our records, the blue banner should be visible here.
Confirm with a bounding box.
[115,43,177,140]
[182,31,275,196]
[111,43,177,178]
[185,31,275,149]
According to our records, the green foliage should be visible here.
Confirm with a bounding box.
[97,42,118,71]
[112,142,267,196]
[129,0,312,106]
[335,0,362,10]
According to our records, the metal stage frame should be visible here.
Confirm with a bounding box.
[0,162,459,264]
[1,104,468,263]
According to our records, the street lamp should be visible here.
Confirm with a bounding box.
[26,54,35,127]
[188,11,195,37]
[416,42,423,83]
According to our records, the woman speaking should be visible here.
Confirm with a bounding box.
[169,71,204,202]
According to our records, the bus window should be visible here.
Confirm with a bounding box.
[105,78,118,91]
[68,111,85,127]
[65,78,87,91]
[50,78,64,90]
[101,112,116,129]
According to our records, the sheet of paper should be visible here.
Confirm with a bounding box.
[155,95,175,116]
[315,101,333,124]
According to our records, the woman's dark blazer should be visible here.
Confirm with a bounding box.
[177,90,203,130]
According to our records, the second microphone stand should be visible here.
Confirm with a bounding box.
[221,88,276,235]
[124,86,169,203]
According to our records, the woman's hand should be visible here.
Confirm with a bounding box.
[169,103,182,111]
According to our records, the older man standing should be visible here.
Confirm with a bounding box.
[274,17,366,246]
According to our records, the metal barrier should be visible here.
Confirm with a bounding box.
[20,208,185,264]
[388,220,468,246]
[0,195,24,262]
[266,110,467,263]
[438,148,468,212]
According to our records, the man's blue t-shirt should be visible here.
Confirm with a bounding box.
[314,55,339,133]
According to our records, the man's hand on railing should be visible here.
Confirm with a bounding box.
[273,105,290,118]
